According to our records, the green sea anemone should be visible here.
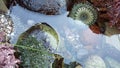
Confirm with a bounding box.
[69,2,98,25]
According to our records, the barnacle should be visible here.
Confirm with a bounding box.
[69,2,98,25]
[0,14,13,42]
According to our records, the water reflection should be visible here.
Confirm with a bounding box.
[63,21,120,67]
[10,5,120,67]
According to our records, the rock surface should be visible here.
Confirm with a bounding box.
[0,0,8,13]
[17,0,66,15]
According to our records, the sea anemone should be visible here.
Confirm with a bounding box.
[69,2,98,25]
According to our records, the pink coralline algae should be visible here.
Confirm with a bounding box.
[106,0,120,29]
[91,0,120,29]
[0,31,6,42]
[0,43,20,68]
[0,12,20,68]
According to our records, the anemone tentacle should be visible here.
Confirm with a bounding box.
[69,2,98,25]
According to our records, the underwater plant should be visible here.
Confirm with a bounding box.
[68,1,98,25]
[18,23,59,50]
[16,36,53,68]
[15,23,60,68]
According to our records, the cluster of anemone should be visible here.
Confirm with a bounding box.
[68,0,120,34]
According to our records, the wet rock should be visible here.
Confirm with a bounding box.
[89,24,101,34]
[52,54,64,68]
[17,0,66,15]
[0,0,8,13]
[68,62,82,68]
[52,54,82,68]
[66,0,74,11]
[105,23,120,36]
[85,55,106,68]
[66,0,85,11]
[2,0,13,9]
[75,65,82,68]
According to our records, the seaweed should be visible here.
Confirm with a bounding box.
[15,35,53,68]
[18,23,59,45]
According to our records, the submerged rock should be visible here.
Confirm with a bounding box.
[17,0,66,15]
[85,55,106,68]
